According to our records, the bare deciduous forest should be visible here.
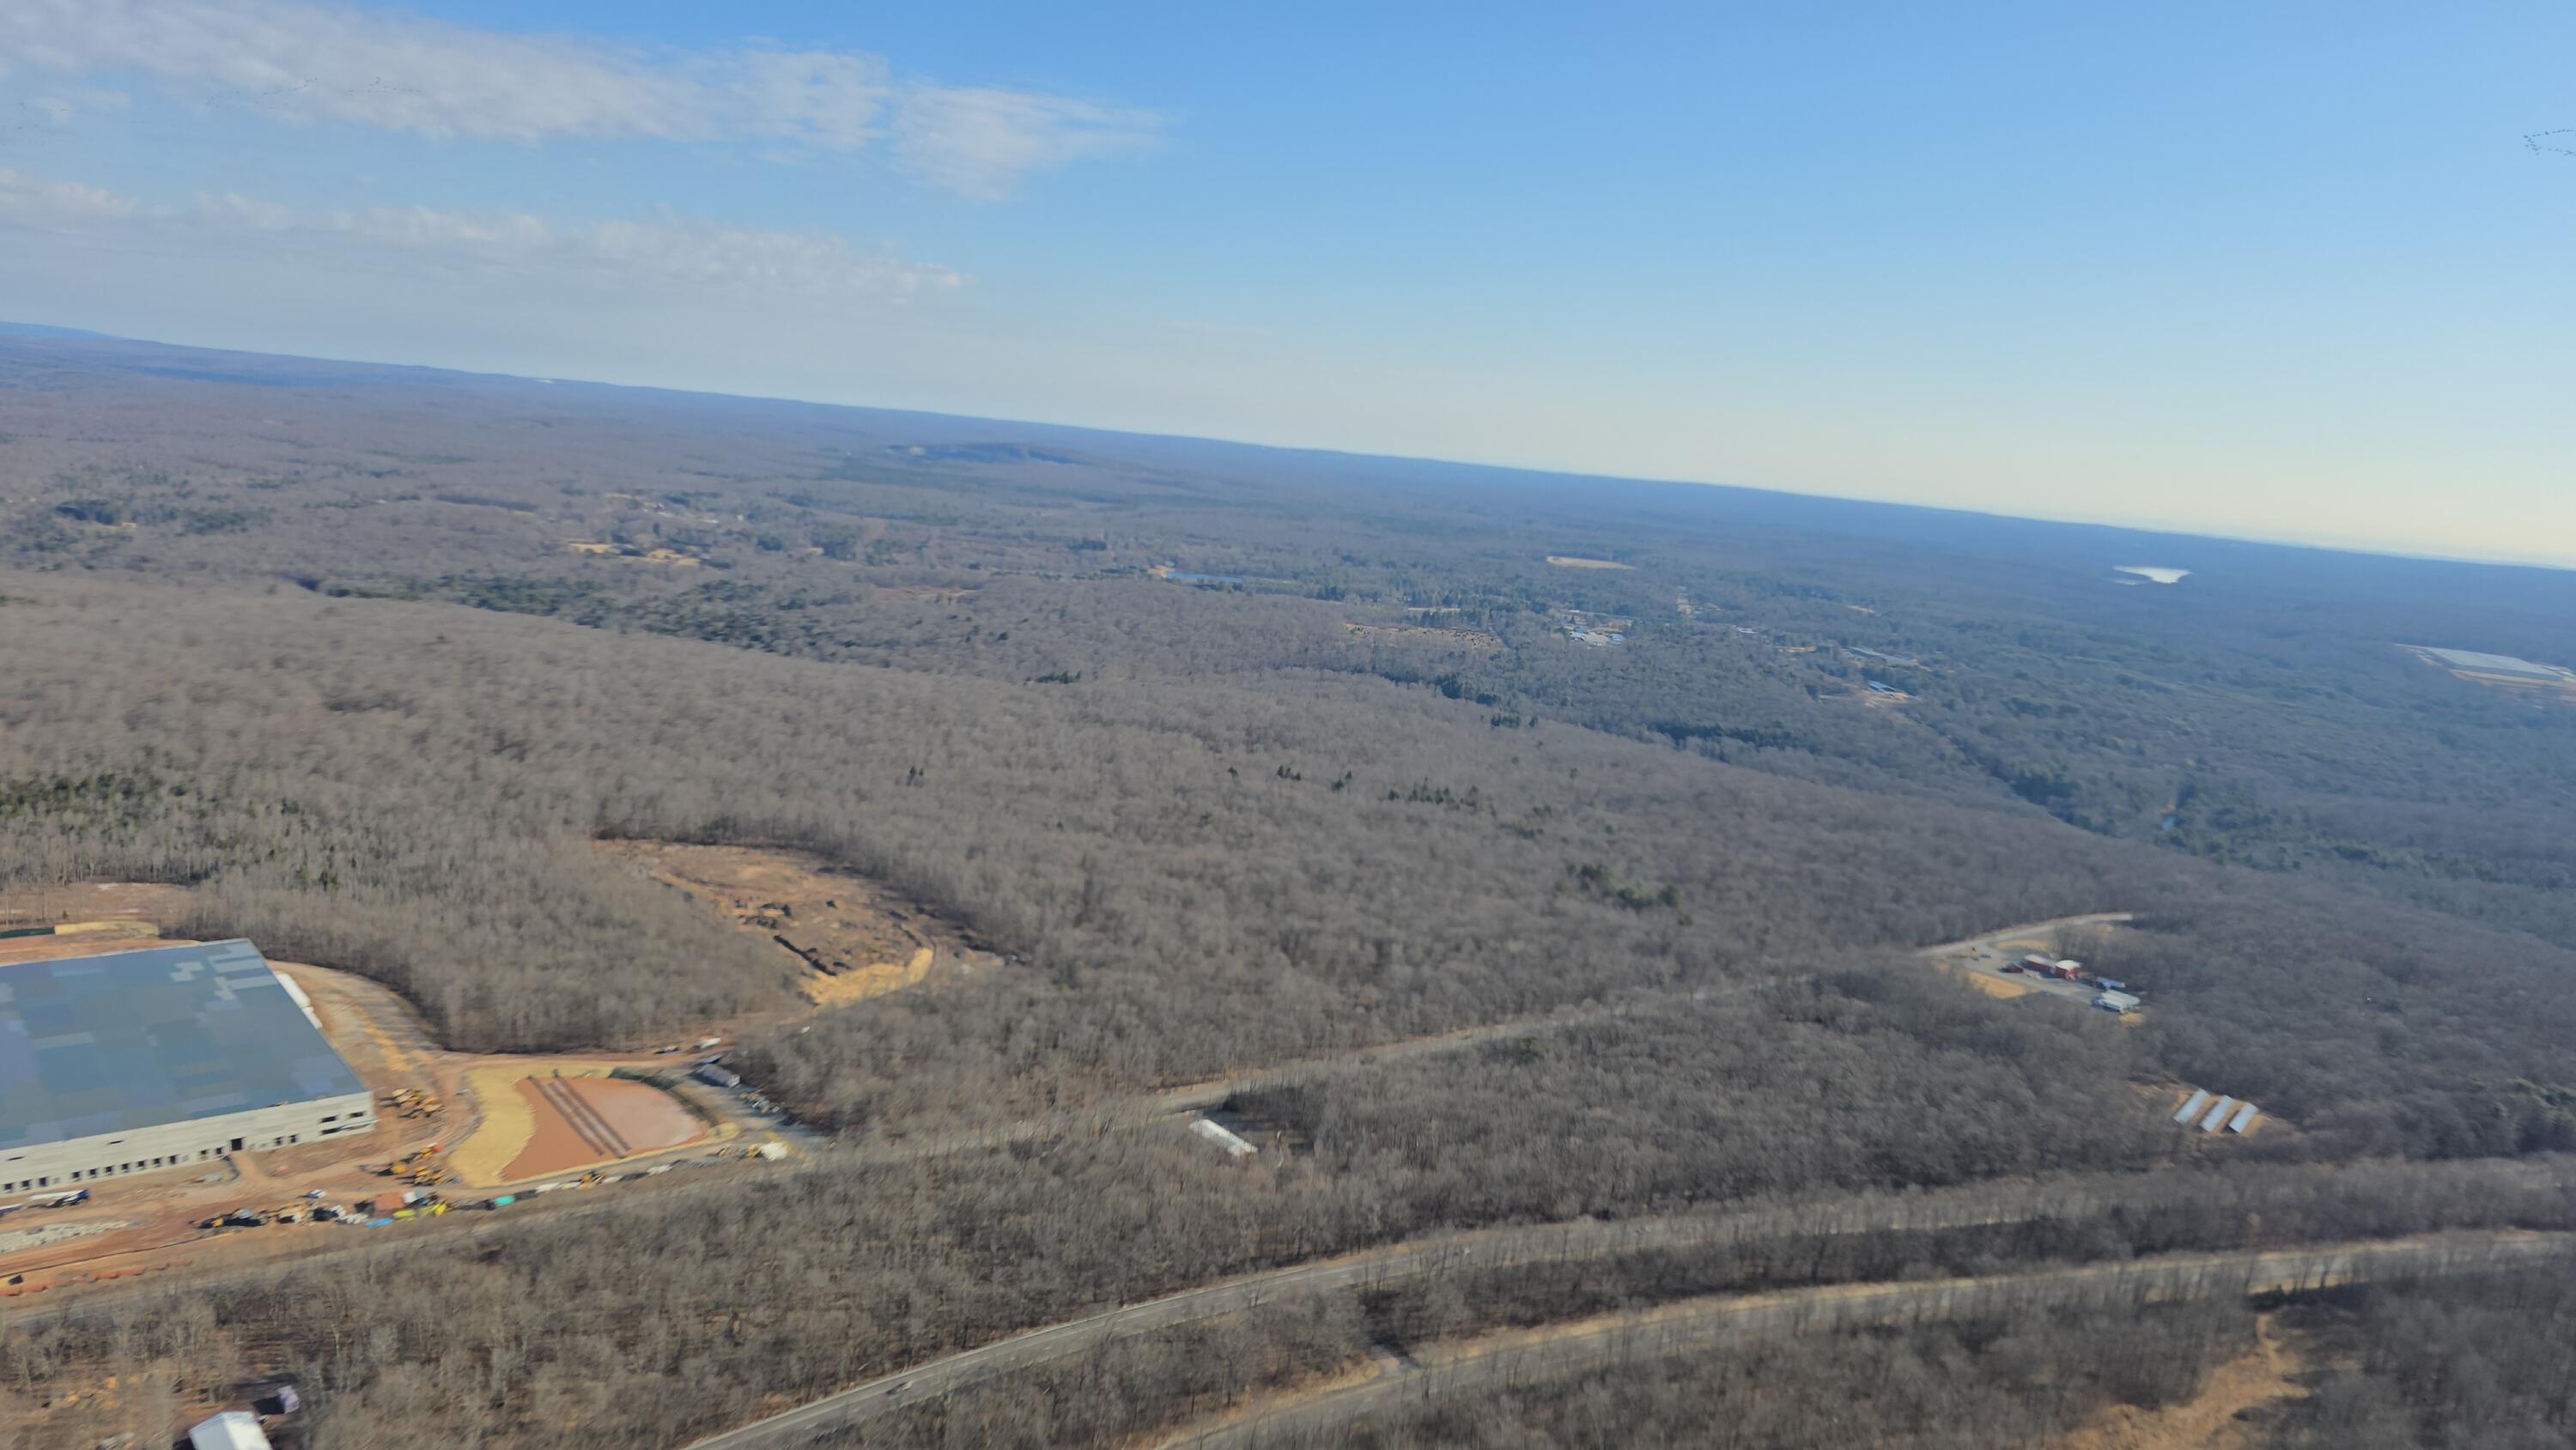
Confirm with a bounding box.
[4,333,2575,1447]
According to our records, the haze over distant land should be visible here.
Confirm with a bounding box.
[8,322,2568,573]
[0,3,2566,564]
[6,317,2576,1450]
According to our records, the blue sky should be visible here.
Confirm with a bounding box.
[1,2,2569,563]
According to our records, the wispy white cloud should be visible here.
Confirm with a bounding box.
[0,167,139,222]
[0,0,1159,196]
[891,86,1162,201]
[0,167,963,299]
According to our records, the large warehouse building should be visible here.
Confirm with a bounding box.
[0,939,373,1193]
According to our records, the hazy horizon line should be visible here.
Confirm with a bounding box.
[9,316,2568,575]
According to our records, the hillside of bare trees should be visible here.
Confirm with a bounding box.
[4,334,2575,1446]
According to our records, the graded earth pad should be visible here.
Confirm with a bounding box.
[503,1076,702,1180]
[450,1067,705,1184]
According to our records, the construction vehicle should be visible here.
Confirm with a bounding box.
[575,1170,605,1188]
[383,1087,444,1119]
[373,1142,445,1177]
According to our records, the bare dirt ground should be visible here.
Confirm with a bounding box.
[2054,1312,2306,1450]
[0,942,467,1301]
[439,1058,731,1189]
[1544,555,1633,569]
[597,840,992,1010]
[0,880,197,932]
[503,1074,705,1180]
[1965,970,2038,999]
[0,890,758,1305]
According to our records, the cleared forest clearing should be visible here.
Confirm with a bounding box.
[596,840,988,1010]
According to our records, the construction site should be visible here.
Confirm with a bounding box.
[0,886,801,1311]
[595,839,999,1009]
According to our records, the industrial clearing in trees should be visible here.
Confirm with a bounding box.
[3,6,2572,1447]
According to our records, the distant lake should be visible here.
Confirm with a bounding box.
[2115,566,2190,585]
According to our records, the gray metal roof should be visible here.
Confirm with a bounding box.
[0,940,363,1151]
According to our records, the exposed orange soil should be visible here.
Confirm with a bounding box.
[2054,1313,2305,1450]
[503,1075,702,1180]
[597,840,993,1010]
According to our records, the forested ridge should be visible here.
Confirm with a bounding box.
[3,333,2574,1447]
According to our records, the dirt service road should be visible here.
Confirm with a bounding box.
[677,1156,2574,1450]
[1157,911,2136,1111]
[1157,1231,2573,1448]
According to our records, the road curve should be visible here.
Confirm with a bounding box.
[676,1190,2032,1448]
[1159,911,2137,1111]
[8,915,2136,1335]
[1156,1231,2574,1449]
[676,1153,2573,1450]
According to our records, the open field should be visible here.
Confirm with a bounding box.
[1340,621,1503,651]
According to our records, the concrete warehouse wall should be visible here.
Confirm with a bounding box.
[0,1092,374,1193]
